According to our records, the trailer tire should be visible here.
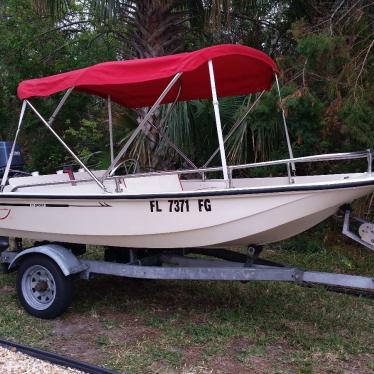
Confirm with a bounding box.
[16,255,72,319]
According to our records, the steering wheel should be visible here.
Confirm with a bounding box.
[109,158,139,176]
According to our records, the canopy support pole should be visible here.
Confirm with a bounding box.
[26,100,107,192]
[103,72,182,180]
[48,87,74,126]
[204,91,265,168]
[208,60,229,183]
[0,100,27,191]
[275,74,296,178]
[146,121,198,170]
[144,83,198,170]
[108,96,114,163]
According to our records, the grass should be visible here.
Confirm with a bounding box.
[0,229,373,373]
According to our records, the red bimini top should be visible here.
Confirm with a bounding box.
[17,44,279,109]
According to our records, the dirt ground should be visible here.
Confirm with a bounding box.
[0,241,373,373]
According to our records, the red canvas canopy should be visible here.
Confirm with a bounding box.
[18,44,279,108]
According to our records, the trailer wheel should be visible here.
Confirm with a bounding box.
[16,255,72,319]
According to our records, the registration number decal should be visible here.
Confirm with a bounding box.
[149,199,211,213]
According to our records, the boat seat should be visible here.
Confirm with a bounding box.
[7,173,70,191]
[5,170,107,192]
[123,174,182,193]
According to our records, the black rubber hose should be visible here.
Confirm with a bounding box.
[0,338,118,374]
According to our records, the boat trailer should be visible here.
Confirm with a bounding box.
[0,209,372,319]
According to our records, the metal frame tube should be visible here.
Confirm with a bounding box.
[25,100,106,191]
[204,91,265,168]
[145,120,198,170]
[144,82,198,170]
[208,60,229,182]
[76,256,374,288]
[102,72,182,180]
[367,149,372,175]
[0,100,27,190]
[275,74,296,178]
[48,87,74,126]
[229,151,370,171]
[108,96,114,163]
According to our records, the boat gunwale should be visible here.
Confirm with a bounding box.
[1,176,374,200]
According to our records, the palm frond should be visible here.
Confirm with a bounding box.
[88,0,135,23]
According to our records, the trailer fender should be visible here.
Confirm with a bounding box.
[8,244,87,276]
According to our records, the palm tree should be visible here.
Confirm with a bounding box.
[32,0,287,169]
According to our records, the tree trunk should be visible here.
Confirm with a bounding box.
[121,0,189,168]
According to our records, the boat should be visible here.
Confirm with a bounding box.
[0,44,373,249]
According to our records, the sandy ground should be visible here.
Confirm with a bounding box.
[0,345,87,374]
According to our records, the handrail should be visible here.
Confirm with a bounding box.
[112,150,373,179]
[229,151,371,171]
[6,150,373,192]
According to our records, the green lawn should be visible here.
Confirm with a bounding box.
[0,230,373,374]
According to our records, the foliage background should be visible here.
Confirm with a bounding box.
[0,0,373,175]
[0,4,373,372]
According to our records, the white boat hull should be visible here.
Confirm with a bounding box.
[0,176,373,248]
